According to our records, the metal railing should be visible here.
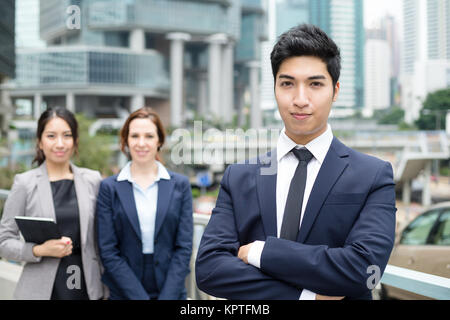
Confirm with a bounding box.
[380,265,450,300]
[1,189,449,300]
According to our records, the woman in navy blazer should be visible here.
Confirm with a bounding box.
[96,107,193,300]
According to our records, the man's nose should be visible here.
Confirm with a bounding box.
[293,84,309,107]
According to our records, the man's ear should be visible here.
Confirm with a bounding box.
[333,81,340,102]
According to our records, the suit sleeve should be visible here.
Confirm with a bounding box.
[0,174,42,263]
[195,165,301,300]
[259,161,397,297]
[95,180,149,300]
[158,177,193,300]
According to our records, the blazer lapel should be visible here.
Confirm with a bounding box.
[71,163,90,247]
[36,162,56,221]
[154,177,175,238]
[297,137,349,243]
[256,150,278,238]
[115,180,142,240]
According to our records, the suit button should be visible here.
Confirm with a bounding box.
[155,261,159,266]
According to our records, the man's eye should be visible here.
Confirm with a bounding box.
[280,81,293,87]
[311,82,324,87]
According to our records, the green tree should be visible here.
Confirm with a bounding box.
[73,114,114,177]
[415,88,450,130]
[375,106,405,125]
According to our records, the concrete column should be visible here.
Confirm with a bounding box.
[130,28,145,53]
[402,179,411,205]
[131,94,145,112]
[33,93,42,119]
[222,41,234,124]
[446,111,450,135]
[66,92,75,113]
[167,32,191,128]
[207,33,227,120]
[197,72,208,116]
[402,179,411,222]
[247,61,262,129]
[422,161,432,207]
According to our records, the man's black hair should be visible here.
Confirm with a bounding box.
[270,24,341,87]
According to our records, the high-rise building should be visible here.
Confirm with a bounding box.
[364,28,391,117]
[0,0,15,138]
[15,0,45,49]
[401,0,450,124]
[10,0,267,128]
[311,0,365,117]
[381,15,401,106]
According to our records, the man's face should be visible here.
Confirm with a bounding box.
[275,55,339,145]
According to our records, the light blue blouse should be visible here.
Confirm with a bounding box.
[117,161,170,254]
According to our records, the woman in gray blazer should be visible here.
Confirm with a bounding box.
[0,107,106,300]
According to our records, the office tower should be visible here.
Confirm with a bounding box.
[311,0,365,116]
[10,0,267,128]
[401,0,450,124]
[364,28,391,117]
[0,0,15,137]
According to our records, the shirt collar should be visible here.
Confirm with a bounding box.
[277,124,334,165]
[117,161,171,183]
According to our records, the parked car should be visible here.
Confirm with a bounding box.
[380,202,450,299]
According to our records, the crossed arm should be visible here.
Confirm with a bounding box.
[196,162,396,299]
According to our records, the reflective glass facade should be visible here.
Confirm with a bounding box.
[0,0,15,78]
[16,49,169,90]
[309,0,364,109]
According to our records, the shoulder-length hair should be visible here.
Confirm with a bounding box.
[119,107,166,162]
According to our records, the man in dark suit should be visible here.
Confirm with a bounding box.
[195,24,397,300]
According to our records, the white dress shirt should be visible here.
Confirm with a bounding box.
[117,161,171,254]
[247,124,334,300]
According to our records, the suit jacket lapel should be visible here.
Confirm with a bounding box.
[256,150,278,238]
[297,137,349,243]
[155,177,175,238]
[36,162,56,221]
[115,180,142,240]
[71,163,90,247]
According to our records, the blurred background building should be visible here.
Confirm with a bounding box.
[0,0,15,139]
[401,0,450,124]
[364,27,391,117]
[8,0,267,129]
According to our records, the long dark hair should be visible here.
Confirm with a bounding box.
[33,107,79,166]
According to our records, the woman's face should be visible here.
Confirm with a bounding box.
[39,117,75,166]
[127,118,160,165]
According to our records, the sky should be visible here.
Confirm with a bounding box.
[364,0,403,30]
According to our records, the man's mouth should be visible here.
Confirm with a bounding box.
[291,112,311,120]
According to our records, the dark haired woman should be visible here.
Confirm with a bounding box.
[96,107,193,300]
[0,107,106,300]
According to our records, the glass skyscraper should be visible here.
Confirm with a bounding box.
[401,0,450,124]
[0,0,15,79]
[0,0,15,137]
[311,0,365,114]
